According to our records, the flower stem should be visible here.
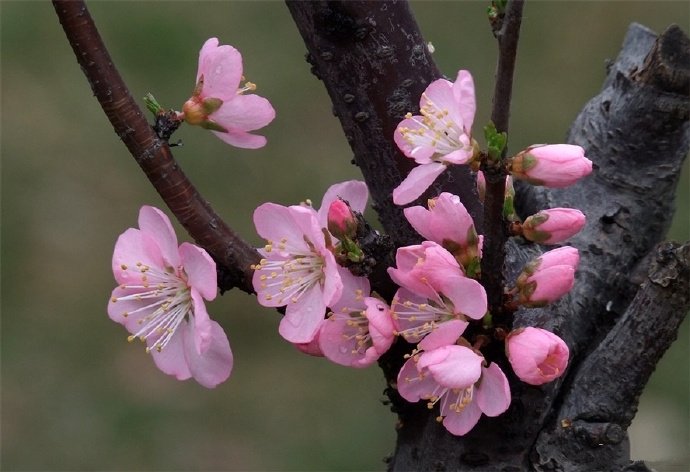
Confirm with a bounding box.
[481,0,525,322]
[52,0,259,293]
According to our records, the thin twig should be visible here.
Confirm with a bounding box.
[52,0,258,293]
[481,0,525,322]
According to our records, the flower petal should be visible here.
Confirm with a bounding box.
[211,129,268,149]
[418,319,468,351]
[397,355,441,403]
[211,94,276,132]
[198,42,243,102]
[183,320,233,388]
[190,289,213,355]
[476,363,511,416]
[150,323,192,381]
[279,284,327,343]
[180,243,217,301]
[421,345,483,389]
[452,70,476,132]
[253,203,310,254]
[442,393,482,436]
[138,206,181,269]
[439,274,487,320]
[393,162,446,206]
[112,228,164,285]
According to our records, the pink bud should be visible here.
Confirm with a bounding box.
[522,208,586,244]
[517,246,579,306]
[506,327,569,385]
[510,144,592,188]
[182,98,206,125]
[327,199,357,239]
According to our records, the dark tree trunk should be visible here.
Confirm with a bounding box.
[287,3,690,470]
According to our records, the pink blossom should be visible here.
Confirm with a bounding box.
[181,38,275,149]
[506,327,569,385]
[393,70,478,205]
[397,346,511,436]
[252,203,343,343]
[403,192,482,274]
[108,206,232,388]
[388,242,487,345]
[319,270,395,367]
[517,246,579,307]
[522,208,586,244]
[509,144,593,188]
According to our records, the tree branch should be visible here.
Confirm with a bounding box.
[534,241,690,472]
[481,0,525,320]
[52,0,259,293]
[286,0,484,248]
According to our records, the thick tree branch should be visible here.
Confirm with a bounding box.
[52,0,258,293]
[481,0,525,320]
[286,1,483,248]
[534,241,690,471]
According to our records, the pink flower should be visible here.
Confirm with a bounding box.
[252,203,343,344]
[522,208,586,244]
[318,270,395,368]
[393,70,478,205]
[388,242,487,345]
[397,346,511,436]
[108,206,232,388]
[252,181,369,344]
[181,38,276,149]
[403,192,482,275]
[516,246,579,307]
[509,144,593,188]
[506,327,569,385]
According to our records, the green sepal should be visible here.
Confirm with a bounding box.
[503,192,517,220]
[465,257,482,279]
[483,122,508,162]
[482,311,493,329]
[202,97,224,115]
[200,120,228,132]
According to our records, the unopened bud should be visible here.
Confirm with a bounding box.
[522,208,586,244]
[516,246,579,307]
[509,144,592,188]
[327,199,357,239]
[506,327,569,385]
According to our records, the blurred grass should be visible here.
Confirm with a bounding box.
[1,1,688,470]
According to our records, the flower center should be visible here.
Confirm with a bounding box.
[112,262,192,353]
[254,238,326,306]
[392,294,459,341]
[399,93,467,158]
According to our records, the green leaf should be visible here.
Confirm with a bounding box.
[143,93,163,116]
[483,122,508,162]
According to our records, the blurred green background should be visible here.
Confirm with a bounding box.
[2,1,688,470]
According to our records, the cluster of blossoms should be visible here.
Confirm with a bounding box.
[108,40,592,437]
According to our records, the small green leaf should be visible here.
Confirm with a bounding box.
[483,122,508,162]
[143,93,163,115]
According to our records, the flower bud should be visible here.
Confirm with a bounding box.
[327,199,357,239]
[522,208,586,244]
[506,327,569,385]
[510,144,592,188]
[517,246,579,307]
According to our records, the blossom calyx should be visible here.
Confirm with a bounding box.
[509,144,592,188]
[522,208,586,244]
[506,327,569,385]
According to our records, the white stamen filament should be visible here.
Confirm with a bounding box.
[113,263,192,353]
[399,93,468,157]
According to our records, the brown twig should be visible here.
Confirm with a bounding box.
[52,0,258,293]
[481,0,525,321]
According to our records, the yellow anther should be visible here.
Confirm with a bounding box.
[127,335,136,342]
[120,264,128,270]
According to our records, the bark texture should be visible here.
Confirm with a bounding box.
[288,4,690,470]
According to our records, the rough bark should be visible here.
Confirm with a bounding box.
[288,4,690,470]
